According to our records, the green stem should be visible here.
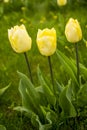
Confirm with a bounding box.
[20,110,23,130]
[48,56,54,88]
[24,52,33,83]
[75,43,80,85]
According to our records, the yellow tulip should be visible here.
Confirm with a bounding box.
[57,0,67,6]
[4,0,9,3]
[8,24,32,53]
[36,28,56,56]
[65,18,82,43]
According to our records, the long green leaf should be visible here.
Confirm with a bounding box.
[0,83,11,97]
[35,86,48,106]
[14,106,33,117]
[56,49,79,87]
[17,71,44,121]
[56,49,77,75]
[71,58,87,81]
[37,66,56,106]
[41,106,57,123]
[55,80,64,95]
[59,80,76,118]
[31,112,52,130]
[79,63,87,80]
[77,83,87,107]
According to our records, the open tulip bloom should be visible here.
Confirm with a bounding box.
[8,24,33,82]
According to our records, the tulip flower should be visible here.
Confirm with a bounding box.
[65,18,82,85]
[57,0,67,6]
[4,0,9,3]
[8,24,33,83]
[36,28,57,88]
[8,24,32,53]
[36,28,56,56]
[65,18,82,43]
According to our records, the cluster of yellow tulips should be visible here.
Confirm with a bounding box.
[8,18,82,56]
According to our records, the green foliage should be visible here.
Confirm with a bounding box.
[0,84,10,98]
[37,66,56,106]
[77,0,87,4]
[16,70,58,130]
[59,79,76,118]
[0,84,10,130]
[16,48,87,130]
[3,0,23,13]
[16,67,76,129]
[77,83,87,107]
[56,50,77,84]
[17,71,44,122]
[0,125,6,130]
[56,49,87,106]
[56,49,79,94]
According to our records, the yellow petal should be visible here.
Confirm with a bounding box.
[8,24,32,53]
[36,28,57,56]
[65,18,82,43]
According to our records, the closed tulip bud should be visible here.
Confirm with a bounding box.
[8,24,32,53]
[36,28,57,56]
[57,0,67,6]
[65,18,82,43]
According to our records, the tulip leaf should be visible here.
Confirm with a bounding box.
[31,111,52,130]
[37,66,56,106]
[56,49,77,75]
[35,86,48,106]
[71,58,87,81]
[14,106,51,130]
[59,79,76,117]
[41,106,57,124]
[31,106,57,130]
[14,106,33,117]
[0,83,11,97]
[77,83,87,107]
[56,49,79,91]
[79,63,87,80]
[17,71,44,120]
[55,80,64,95]
[63,56,87,83]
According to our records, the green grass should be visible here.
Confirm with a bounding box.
[0,1,87,129]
